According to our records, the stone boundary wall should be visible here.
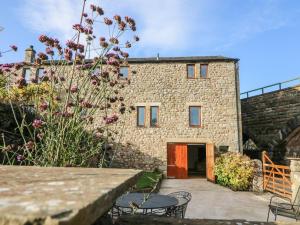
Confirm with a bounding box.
[241,85,300,161]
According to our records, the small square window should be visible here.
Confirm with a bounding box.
[187,64,195,79]
[23,68,31,83]
[189,106,201,127]
[150,106,159,127]
[200,64,208,78]
[119,66,129,79]
[137,106,145,127]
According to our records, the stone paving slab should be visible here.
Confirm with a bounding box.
[116,215,296,225]
[0,166,142,225]
[159,178,294,222]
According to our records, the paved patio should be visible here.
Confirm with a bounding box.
[159,178,293,222]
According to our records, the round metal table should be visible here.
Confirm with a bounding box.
[114,193,178,216]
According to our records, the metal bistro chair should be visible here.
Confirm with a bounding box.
[167,191,192,218]
[267,187,300,222]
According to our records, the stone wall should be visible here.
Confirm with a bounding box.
[4,55,242,172]
[290,159,300,202]
[241,85,300,162]
[107,61,242,171]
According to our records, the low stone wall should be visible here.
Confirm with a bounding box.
[116,215,293,225]
[252,159,263,192]
[290,159,300,202]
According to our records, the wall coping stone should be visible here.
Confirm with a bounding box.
[0,166,142,225]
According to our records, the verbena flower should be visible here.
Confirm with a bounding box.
[104,18,113,25]
[70,85,78,93]
[104,114,119,124]
[16,155,25,162]
[10,45,18,52]
[32,119,44,129]
[37,52,48,60]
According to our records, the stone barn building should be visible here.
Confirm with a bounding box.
[16,47,243,179]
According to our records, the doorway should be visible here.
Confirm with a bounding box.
[167,143,215,181]
[187,144,206,177]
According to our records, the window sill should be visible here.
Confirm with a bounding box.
[189,125,202,128]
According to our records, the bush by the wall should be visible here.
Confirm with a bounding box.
[214,152,254,191]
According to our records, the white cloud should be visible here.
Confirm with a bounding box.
[19,0,297,56]
[20,0,82,40]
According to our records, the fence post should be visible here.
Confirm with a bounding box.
[262,151,266,190]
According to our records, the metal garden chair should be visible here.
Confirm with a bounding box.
[167,191,192,218]
[267,186,300,221]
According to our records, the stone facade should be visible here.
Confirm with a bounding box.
[289,159,300,202]
[7,50,243,172]
[109,58,242,171]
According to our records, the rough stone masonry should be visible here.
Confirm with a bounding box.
[109,57,242,171]
[11,48,243,172]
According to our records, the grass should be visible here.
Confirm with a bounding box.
[135,171,162,190]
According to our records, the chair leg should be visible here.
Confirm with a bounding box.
[267,208,271,222]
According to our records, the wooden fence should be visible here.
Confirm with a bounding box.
[262,151,292,199]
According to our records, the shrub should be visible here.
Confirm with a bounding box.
[214,152,254,191]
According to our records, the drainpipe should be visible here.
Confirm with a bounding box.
[234,61,243,153]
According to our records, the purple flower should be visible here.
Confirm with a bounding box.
[64,48,73,61]
[96,7,104,15]
[39,35,48,43]
[70,85,78,93]
[16,154,25,162]
[45,47,54,56]
[104,17,113,25]
[104,114,119,124]
[10,45,18,51]
[37,52,48,60]
[39,102,48,111]
[32,119,44,129]
[25,141,35,150]
[90,4,96,11]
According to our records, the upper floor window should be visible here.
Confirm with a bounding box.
[187,64,195,79]
[36,68,44,79]
[200,64,208,78]
[189,106,201,127]
[119,66,129,79]
[23,68,31,83]
[137,106,145,127]
[150,106,159,127]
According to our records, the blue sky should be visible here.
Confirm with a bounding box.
[1,0,300,92]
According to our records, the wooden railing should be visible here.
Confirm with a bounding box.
[262,151,292,200]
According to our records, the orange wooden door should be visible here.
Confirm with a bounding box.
[206,143,215,182]
[167,144,188,179]
[167,144,176,178]
[175,144,188,179]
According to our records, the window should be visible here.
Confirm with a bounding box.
[36,68,44,79]
[150,106,159,127]
[187,64,195,78]
[189,106,201,127]
[200,64,208,78]
[137,106,145,127]
[119,66,129,79]
[23,68,31,83]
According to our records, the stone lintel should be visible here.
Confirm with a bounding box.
[0,166,142,225]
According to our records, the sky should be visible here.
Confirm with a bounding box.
[1,0,300,92]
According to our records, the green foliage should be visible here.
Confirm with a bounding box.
[136,171,162,190]
[0,75,7,88]
[214,152,254,191]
